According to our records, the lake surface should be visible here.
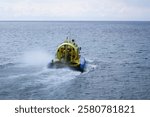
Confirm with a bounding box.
[0,21,150,99]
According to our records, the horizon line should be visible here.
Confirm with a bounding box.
[0,20,150,22]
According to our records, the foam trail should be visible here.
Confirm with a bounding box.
[43,68,80,84]
[21,49,53,66]
[82,58,97,73]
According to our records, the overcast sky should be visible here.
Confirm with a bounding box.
[0,0,150,21]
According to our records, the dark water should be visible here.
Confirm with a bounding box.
[0,21,150,99]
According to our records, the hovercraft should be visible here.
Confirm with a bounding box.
[48,38,86,72]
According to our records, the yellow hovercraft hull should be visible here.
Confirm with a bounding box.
[48,39,86,72]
